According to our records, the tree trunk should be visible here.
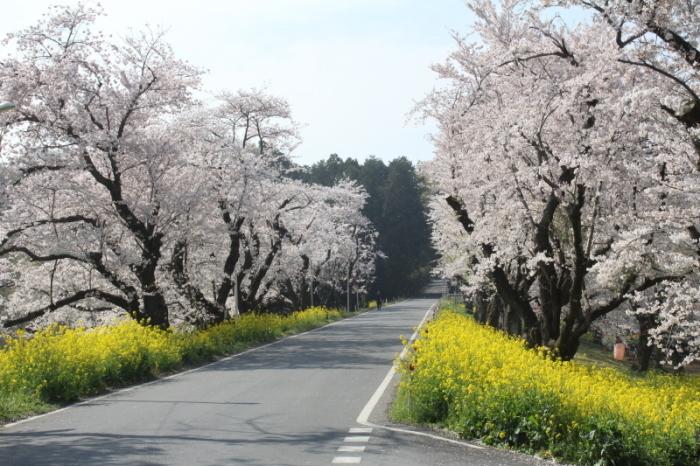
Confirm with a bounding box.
[485,298,502,329]
[169,239,222,325]
[474,292,488,324]
[556,335,581,361]
[215,215,245,315]
[135,234,169,328]
[142,292,168,329]
[239,217,286,313]
[299,255,311,310]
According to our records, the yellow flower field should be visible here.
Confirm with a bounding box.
[0,307,342,422]
[394,307,700,466]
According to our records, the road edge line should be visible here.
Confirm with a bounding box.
[355,301,484,450]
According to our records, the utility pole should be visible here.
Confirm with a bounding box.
[310,279,314,307]
[232,277,240,317]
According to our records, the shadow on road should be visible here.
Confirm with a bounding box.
[0,426,424,466]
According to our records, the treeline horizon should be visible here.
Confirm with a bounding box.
[294,154,435,303]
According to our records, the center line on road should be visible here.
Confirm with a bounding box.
[332,457,362,464]
[338,445,366,453]
[344,436,370,443]
[349,427,372,434]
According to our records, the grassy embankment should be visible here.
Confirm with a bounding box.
[391,301,700,466]
[0,307,348,423]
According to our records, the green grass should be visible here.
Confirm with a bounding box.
[575,337,700,377]
[0,391,55,422]
[438,298,467,315]
[575,339,633,371]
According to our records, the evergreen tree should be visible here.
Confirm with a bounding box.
[296,154,434,300]
[357,157,388,226]
[377,157,433,298]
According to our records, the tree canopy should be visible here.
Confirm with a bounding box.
[422,0,700,367]
[0,4,377,329]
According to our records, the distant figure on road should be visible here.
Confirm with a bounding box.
[376,291,382,310]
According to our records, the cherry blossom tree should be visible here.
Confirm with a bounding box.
[163,90,375,323]
[0,5,378,330]
[552,0,700,368]
[0,4,202,328]
[422,0,699,364]
[265,180,377,312]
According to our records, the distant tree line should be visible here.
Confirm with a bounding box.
[294,154,435,304]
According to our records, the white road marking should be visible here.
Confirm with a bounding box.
[356,303,433,424]
[359,420,483,449]
[332,457,362,464]
[338,446,366,453]
[344,436,370,443]
[355,302,485,450]
[349,427,372,434]
[336,430,369,463]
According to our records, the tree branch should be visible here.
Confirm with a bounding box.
[619,59,700,102]
[2,288,131,328]
[445,195,475,233]
[590,275,680,321]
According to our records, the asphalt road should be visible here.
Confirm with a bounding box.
[1,284,551,465]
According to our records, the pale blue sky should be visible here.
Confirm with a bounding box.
[1,0,476,165]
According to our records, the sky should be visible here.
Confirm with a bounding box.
[0,0,476,165]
